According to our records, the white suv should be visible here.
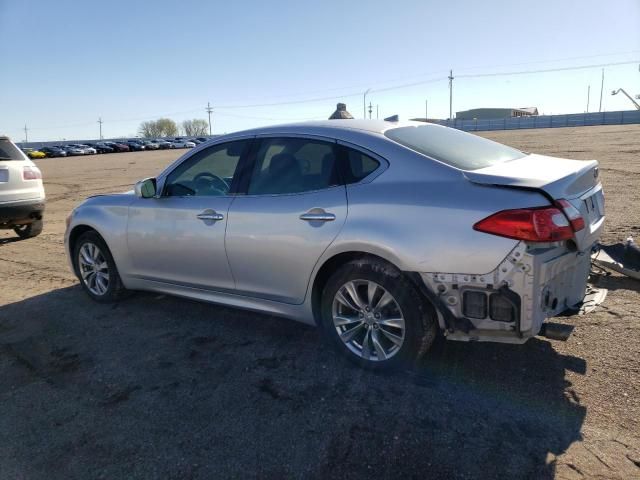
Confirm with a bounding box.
[0,136,45,239]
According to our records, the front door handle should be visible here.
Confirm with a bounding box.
[299,209,336,222]
[197,210,224,221]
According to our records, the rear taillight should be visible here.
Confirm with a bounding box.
[473,207,573,242]
[23,166,42,180]
[555,199,585,232]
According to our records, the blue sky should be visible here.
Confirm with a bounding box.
[1,0,639,141]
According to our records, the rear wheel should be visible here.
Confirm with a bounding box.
[14,219,43,239]
[320,258,438,370]
[73,231,128,302]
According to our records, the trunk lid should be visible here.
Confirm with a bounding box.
[463,153,599,199]
[464,153,604,250]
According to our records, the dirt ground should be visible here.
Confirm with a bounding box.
[0,125,638,479]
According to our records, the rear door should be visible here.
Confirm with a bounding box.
[126,139,252,291]
[225,136,347,304]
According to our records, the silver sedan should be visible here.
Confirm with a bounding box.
[65,120,604,369]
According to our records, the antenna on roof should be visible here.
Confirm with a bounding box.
[384,115,399,122]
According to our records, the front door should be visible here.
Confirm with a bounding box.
[127,140,251,291]
[225,136,347,304]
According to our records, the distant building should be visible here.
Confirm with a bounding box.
[455,107,539,120]
[329,103,354,120]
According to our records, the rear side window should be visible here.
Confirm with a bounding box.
[0,139,24,160]
[248,138,340,195]
[343,148,380,183]
[385,124,525,171]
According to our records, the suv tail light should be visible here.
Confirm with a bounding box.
[555,199,585,232]
[473,207,574,242]
[23,166,42,180]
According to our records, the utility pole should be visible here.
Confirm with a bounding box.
[376,105,379,119]
[23,125,28,143]
[599,68,604,112]
[363,88,371,119]
[206,102,213,136]
[98,117,103,139]
[586,86,590,113]
[425,99,428,121]
[368,102,373,119]
[448,70,454,120]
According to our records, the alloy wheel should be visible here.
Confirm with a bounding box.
[332,280,405,361]
[78,242,110,296]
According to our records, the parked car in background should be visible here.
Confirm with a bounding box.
[172,139,196,148]
[86,143,115,154]
[1,136,45,239]
[125,141,145,151]
[77,144,98,155]
[152,139,175,149]
[141,140,159,150]
[65,120,605,369]
[57,145,82,156]
[21,148,46,159]
[103,142,130,152]
[40,146,67,158]
[65,144,94,155]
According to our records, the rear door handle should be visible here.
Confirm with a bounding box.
[197,210,224,221]
[299,210,336,222]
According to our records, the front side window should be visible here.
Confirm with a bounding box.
[163,140,249,197]
[248,138,340,195]
[385,124,525,171]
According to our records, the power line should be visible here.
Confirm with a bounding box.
[457,60,637,78]
[11,58,640,135]
[210,50,640,107]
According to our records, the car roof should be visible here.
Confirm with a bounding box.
[226,119,428,139]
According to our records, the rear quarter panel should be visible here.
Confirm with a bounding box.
[322,143,552,276]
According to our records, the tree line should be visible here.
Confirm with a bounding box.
[138,118,209,138]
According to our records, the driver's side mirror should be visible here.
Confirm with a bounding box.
[134,177,157,198]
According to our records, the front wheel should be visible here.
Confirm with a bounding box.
[73,231,129,302]
[320,258,437,370]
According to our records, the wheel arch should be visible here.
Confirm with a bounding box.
[310,250,438,327]
[67,224,110,277]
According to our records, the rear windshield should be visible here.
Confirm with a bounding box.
[0,138,25,160]
[385,124,525,170]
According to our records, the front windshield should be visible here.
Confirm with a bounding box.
[385,124,525,171]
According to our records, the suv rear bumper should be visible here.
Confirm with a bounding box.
[0,199,45,227]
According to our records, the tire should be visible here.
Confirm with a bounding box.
[73,230,129,303]
[14,219,43,239]
[320,258,438,370]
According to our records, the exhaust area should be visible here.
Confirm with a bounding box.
[539,322,574,341]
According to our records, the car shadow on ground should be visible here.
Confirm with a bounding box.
[590,271,640,293]
[0,285,586,479]
[0,234,24,245]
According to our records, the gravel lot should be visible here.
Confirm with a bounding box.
[1,125,639,479]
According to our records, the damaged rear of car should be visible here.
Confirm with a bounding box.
[385,124,604,344]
